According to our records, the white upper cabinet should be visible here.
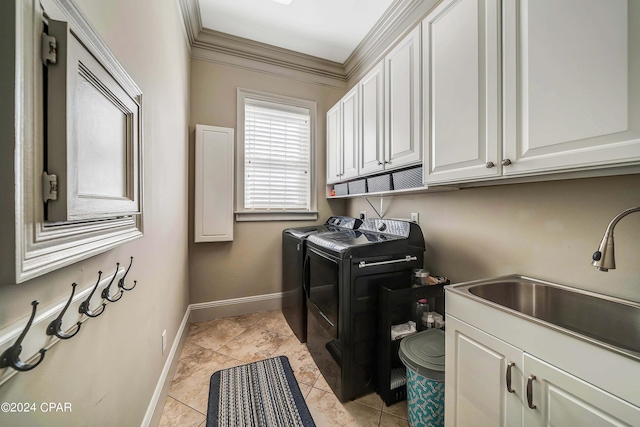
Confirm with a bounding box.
[326,103,341,184]
[327,85,359,184]
[421,0,640,186]
[422,0,501,184]
[384,25,422,170]
[502,0,640,175]
[328,0,640,191]
[359,61,385,176]
[341,85,360,180]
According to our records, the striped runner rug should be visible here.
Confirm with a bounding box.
[207,356,316,427]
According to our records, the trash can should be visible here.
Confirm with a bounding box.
[399,328,445,427]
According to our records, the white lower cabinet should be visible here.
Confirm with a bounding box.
[524,354,640,427]
[445,316,522,426]
[446,316,640,427]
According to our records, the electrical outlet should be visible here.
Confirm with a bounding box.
[162,330,167,354]
[360,211,366,220]
[411,212,419,223]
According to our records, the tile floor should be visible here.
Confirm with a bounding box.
[158,309,410,427]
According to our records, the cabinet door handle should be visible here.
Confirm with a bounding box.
[506,362,515,393]
[486,161,495,168]
[502,158,512,166]
[526,375,537,409]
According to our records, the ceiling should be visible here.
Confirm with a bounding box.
[197,0,395,63]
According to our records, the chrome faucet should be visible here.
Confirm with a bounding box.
[592,206,640,271]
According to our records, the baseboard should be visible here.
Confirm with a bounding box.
[142,291,283,426]
[142,306,190,427]
[189,292,283,323]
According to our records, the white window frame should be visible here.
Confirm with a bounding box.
[236,88,318,222]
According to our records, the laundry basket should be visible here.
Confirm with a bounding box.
[399,329,445,427]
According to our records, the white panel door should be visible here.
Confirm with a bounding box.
[523,354,640,426]
[326,103,341,184]
[446,316,523,427]
[359,61,385,176]
[422,0,501,184]
[385,25,422,170]
[341,85,360,180]
[503,0,640,175]
[194,125,234,242]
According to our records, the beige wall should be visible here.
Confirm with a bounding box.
[347,174,640,302]
[189,59,346,304]
[0,0,191,425]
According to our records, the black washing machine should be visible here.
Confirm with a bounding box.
[304,219,425,402]
[281,216,362,343]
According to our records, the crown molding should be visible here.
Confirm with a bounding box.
[193,28,347,87]
[176,0,441,89]
[344,0,441,83]
[191,46,347,90]
[176,0,201,47]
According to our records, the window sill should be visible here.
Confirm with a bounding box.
[235,211,319,222]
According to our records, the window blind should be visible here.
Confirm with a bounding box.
[244,99,311,211]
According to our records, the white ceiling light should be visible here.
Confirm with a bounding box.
[271,0,292,4]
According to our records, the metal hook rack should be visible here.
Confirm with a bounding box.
[46,283,82,340]
[118,257,137,291]
[78,271,107,318]
[0,301,47,372]
[101,263,124,302]
[0,257,138,379]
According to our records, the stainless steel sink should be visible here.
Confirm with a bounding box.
[448,275,640,359]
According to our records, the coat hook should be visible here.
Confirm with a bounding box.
[46,283,82,340]
[101,263,123,302]
[78,271,106,318]
[0,301,46,372]
[118,257,137,291]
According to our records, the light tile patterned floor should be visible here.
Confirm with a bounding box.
[159,309,410,427]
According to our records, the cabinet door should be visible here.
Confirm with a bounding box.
[385,25,422,170]
[194,125,234,242]
[359,61,385,176]
[523,354,640,426]
[46,19,142,221]
[326,103,341,184]
[341,86,359,180]
[503,0,640,175]
[422,0,501,185]
[446,316,523,427]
